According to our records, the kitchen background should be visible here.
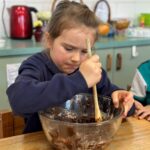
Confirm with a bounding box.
[1,0,150,38]
[1,0,150,109]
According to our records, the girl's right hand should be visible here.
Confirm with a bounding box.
[79,54,102,88]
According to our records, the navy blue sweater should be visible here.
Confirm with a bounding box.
[6,51,134,133]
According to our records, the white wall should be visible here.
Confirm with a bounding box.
[1,0,150,38]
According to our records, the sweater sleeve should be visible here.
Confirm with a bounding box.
[97,69,135,116]
[6,65,88,115]
[97,69,121,96]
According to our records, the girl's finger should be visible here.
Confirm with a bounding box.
[112,96,119,108]
[123,103,129,118]
[123,92,133,102]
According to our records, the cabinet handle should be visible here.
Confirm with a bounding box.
[116,53,122,70]
[106,54,112,71]
[127,84,131,91]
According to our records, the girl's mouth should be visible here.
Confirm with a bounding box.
[65,64,79,72]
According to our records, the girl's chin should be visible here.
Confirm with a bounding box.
[64,68,77,74]
[65,70,75,74]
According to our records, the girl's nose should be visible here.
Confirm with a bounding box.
[71,51,80,62]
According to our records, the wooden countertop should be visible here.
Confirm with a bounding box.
[0,117,149,150]
[106,117,150,150]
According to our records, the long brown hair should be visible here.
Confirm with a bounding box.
[43,1,99,48]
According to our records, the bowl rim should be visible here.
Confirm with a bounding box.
[39,94,124,126]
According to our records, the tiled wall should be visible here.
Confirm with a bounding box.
[1,0,150,38]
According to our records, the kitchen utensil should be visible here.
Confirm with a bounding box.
[86,38,102,122]
[112,19,130,30]
[39,93,123,149]
[9,5,38,39]
[94,0,111,23]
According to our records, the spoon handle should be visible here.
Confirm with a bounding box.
[93,85,102,121]
[86,38,102,122]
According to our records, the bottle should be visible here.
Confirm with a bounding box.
[140,16,145,27]
[34,27,43,42]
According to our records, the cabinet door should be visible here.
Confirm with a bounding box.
[112,46,150,89]
[133,45,150,66]
[0,55,29,109]
[96,49,113,81]
[112,47,132,89]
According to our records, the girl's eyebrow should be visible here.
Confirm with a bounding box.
[62,43,78,49]
[62,43,87,51]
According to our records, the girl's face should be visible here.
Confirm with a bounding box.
[49,26,96,74]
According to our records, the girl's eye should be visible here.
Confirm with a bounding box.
[65,47,73,51]
[81,50,88,54]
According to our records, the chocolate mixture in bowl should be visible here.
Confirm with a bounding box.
[44,94,115,123]
[39,94,123,150]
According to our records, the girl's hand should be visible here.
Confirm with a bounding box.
[134,101,150,121]
[111,90,134,118]
[79,54,102,88]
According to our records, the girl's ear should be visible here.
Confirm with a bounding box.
[44,32,53,49]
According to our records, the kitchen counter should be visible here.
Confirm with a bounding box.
[95,36,150,49]
[0,117,149,150]
[1,37,150,56]
[0,38,41,56]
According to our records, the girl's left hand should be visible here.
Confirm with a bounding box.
[111,90,134,118]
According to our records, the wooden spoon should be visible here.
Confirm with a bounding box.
[86,38,102,122]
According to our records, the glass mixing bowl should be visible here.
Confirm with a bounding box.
[39,93,123,150]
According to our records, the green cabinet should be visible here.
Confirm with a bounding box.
[0,39,41,109]
[96,48,113,81]
[97,45,150,89]
[0,55,30,109]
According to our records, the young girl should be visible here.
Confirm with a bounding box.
[7,1,135,133]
